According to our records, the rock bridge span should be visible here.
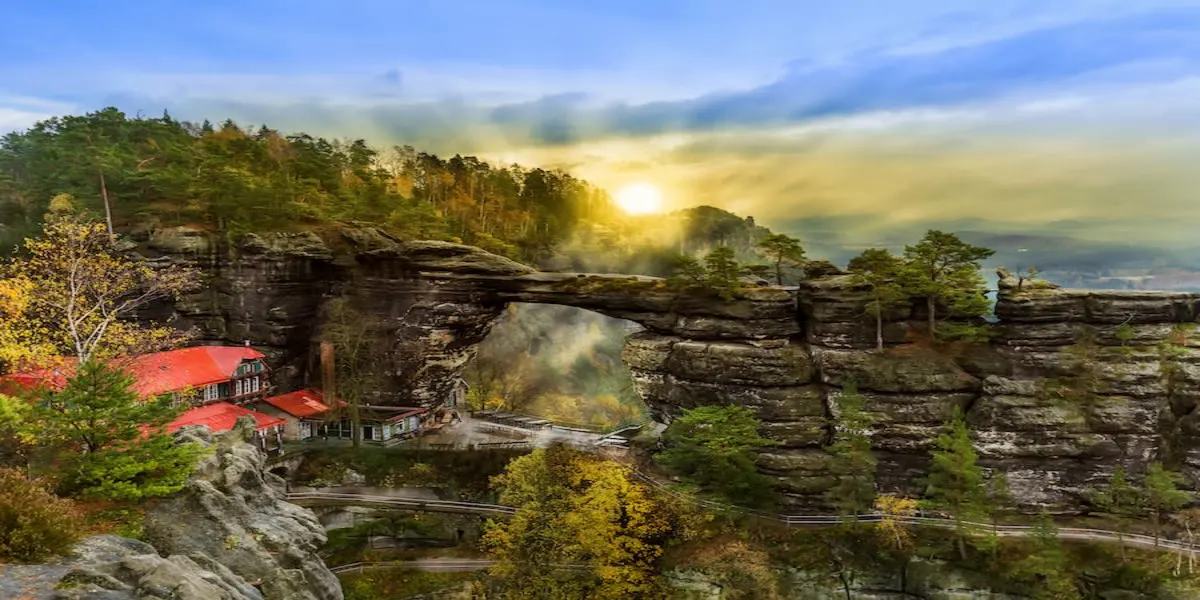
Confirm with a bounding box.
[150,230,1200,512]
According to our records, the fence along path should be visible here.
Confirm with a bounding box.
[286,488,1200,555]
[287,447,1200,555]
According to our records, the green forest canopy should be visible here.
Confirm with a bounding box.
[0,108,773,269]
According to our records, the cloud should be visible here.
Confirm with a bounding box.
[0,94,77,133]
[4,3,1200,279]
[479,7,1200,144]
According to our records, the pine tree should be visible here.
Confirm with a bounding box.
[1092,466,1145,562]
[981,471,1015,561]
[1016,512,1080,600]
[1144,462,1191,547]
[29,360,206,501]
[826,383,877,519]
[657,405,779,507]
[901,230,993,339]
[847,248,909,350]
[922,409,987,559]
[754,233,806,285]
[703,245,742,300]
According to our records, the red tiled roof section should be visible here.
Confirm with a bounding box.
[263,388,332,418]
[167,402,284,433]
[0,346,267,397]
[127,347,266,396]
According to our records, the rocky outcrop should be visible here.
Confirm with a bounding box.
[0,420,340,600]
[145,226,799,404]
[141,227,1200,512]
[0,535,269,600]
[141,422,342,600]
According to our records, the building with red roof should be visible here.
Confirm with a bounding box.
[167,401,285,452]
[0,345,272,405]
[255,387,429,444]
[257,388,334,441]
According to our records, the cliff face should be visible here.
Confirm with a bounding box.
[628,270,1200,511]
[145,228,1200,512]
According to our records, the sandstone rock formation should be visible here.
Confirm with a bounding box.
[0,420,342,600]
[142,421,342,600]
[140,227,1200,513]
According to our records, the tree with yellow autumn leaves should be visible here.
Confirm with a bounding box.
[0,206,199,371]
[0,209,204,504]
[478,445,708,600]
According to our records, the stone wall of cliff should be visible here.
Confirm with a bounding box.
[142,227,1200,513]
[629,268,1200,512]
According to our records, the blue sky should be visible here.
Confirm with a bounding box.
[4,1,1200,277]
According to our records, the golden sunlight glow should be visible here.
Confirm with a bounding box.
[614,182,663,214]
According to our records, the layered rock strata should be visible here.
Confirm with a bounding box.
[142,227,1200,512]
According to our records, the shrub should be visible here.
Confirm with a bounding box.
[0,468,82,562]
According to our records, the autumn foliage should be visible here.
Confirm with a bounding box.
[0,212,199,371]
[0,468,82,562]
[479,445,707,599]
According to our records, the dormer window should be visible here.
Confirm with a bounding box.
[235,360,264,377]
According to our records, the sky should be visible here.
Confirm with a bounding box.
[4,1,1200,279]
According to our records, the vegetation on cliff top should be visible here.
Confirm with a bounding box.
[0,108,786,274]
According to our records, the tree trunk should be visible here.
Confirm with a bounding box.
[351,401,362,449]
[926,296,937,339]
[876,310,884,350]
[1189,527,1195,574]
[1154,512,1161,547]
[99,170,114,236]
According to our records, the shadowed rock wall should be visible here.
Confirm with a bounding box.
[145,227,1200,513]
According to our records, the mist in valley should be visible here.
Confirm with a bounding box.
[462,303,647,429]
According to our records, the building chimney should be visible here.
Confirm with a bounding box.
[244,339,250,347]
[320,340,336,402]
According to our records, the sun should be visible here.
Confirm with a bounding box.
[614,182,663,215]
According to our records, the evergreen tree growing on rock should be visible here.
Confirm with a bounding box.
[922,409,987,560]
[657,405,778,507]
[901,230,993,340]
[847,248,909,350]
[755,232,806,285]
[703,245,742,300]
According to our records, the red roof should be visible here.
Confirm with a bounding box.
[262,388,332,418]
[167,402,285,433]
[0,346,267,398]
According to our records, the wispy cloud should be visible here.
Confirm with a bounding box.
[3,2,1200,276]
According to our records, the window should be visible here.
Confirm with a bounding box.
[203,384,219,402]
[253,362,264,373]
[250,376,260,393]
